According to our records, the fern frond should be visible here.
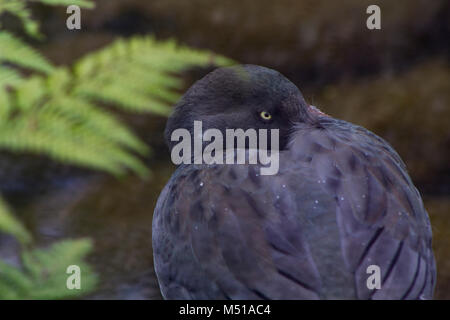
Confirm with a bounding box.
[0,36,234,177]
[0,66,23,87]
[0,239,97,299]
[73,37,235,115]
[0,0,41,38]
[0,0,95,38]
[0,87,12,118]
[0,110,145,176]
[0,260,34,299]
[14,75,47,109]
[48,96,149,154]
[21,239,97,299]
[0,31,54,73]
[0,197,32,245]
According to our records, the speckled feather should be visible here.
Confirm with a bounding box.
[152,115,436,300]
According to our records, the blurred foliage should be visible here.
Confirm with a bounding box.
[0,245,97,298]
[0,197,30,244]
[0,0,98,301]
[0,0,94,39]
[0,31,53,72]
[0,34,233,176]
[0,0,233,299]
[0,197,96,299]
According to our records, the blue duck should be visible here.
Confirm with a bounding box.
[152,65,436,300]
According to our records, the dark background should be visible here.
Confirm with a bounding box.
[0,0,449,299]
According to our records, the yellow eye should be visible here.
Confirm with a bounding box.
[260,111,272,120]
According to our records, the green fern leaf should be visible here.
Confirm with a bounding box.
[0,35,234,177]
[0,31,54,73]
[0,239,97,299]
[0,0,41,38]
[0,66,23,88]
[0,197,32,245]
[72,36,235,116]
[0,87,11,118]
[0,260,34,299]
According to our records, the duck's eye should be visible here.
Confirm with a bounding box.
[260,111,272,120]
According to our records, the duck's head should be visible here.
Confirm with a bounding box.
[165,64,317,151]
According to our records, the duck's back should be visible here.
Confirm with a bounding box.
[152,117,436,299]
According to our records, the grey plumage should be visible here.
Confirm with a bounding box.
[152,65,436,300]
